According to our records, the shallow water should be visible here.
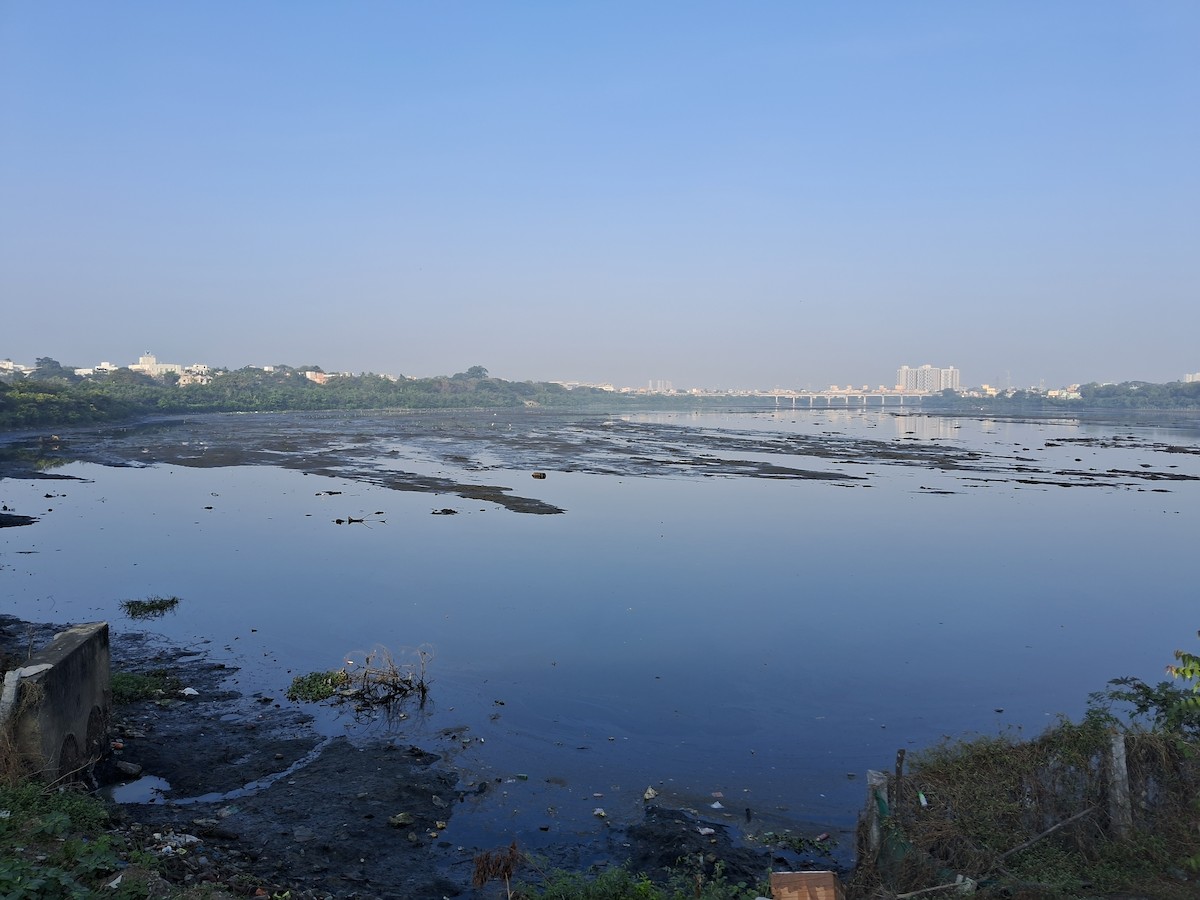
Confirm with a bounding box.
[3,407,1199,857]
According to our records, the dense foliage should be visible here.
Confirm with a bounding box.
[925,379,1200,411]
[1078,379,1200,409]
[8,357,1200,431]
[0,362,624,429]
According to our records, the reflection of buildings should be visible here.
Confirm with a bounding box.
[892,414,962,441]
[897,364,960,392]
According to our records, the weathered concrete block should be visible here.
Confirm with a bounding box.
[2,622,110,782]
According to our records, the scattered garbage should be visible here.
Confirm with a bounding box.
[150,832,202,856]
[593,807,607,818]
[643,786,658,801]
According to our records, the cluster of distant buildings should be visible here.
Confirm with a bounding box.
[73,353,215,385]
[0,353,357,387]
[2,353,1198,398]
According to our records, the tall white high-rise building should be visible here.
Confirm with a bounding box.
[897,364,960,392]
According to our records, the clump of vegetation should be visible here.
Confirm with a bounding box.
[475,838,766,900]
[287,644,432,711]
[751,828,836,859]
[286,669,351,702]
[118,595,180,619]
[473,840,522,898]
[516,858,765,899]
[853,640,1200,900]
[110,668,182,704]
[0,781,127,897]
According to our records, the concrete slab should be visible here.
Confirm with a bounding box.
[2,622,111,782]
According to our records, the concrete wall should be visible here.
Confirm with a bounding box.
[3,622,110,782]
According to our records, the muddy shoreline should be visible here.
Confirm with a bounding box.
[1,617,845,898]
[2,410,1198,524]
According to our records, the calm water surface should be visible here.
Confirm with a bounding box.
[2,408,1197,855]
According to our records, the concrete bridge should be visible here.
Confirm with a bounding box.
[760,390,929,408]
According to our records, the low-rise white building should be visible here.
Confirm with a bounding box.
[74,361,120,376]
[0,359,34,376]
[129,353,183,377]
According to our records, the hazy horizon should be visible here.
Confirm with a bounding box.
[3,3,1197,390]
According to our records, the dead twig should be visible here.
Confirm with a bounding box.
[995,805,1096,864]
[893,880,972,899]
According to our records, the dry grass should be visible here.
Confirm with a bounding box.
[339,643,433,711]
[854,716,1200,899]
[0,678,44,788]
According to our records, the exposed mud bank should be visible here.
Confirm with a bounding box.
[2,411,1197,516]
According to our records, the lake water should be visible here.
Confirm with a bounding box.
[2,407,1198,860]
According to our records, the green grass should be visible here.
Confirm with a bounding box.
[110,668,182,704]
[517,862,766,900]
[286,669,350,702]
[0,782,129,899]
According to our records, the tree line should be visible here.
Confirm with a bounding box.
[1,361,751,430]
[923,380,1200,412]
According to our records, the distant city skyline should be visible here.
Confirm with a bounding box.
[4,347,1195,395]
[2,4,1197,389]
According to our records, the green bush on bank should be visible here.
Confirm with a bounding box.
[0,781,128,899]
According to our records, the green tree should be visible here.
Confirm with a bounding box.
[29,357,81,383]
[1167,630,1200,715]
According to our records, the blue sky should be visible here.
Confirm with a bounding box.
[2,2,1197,389]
